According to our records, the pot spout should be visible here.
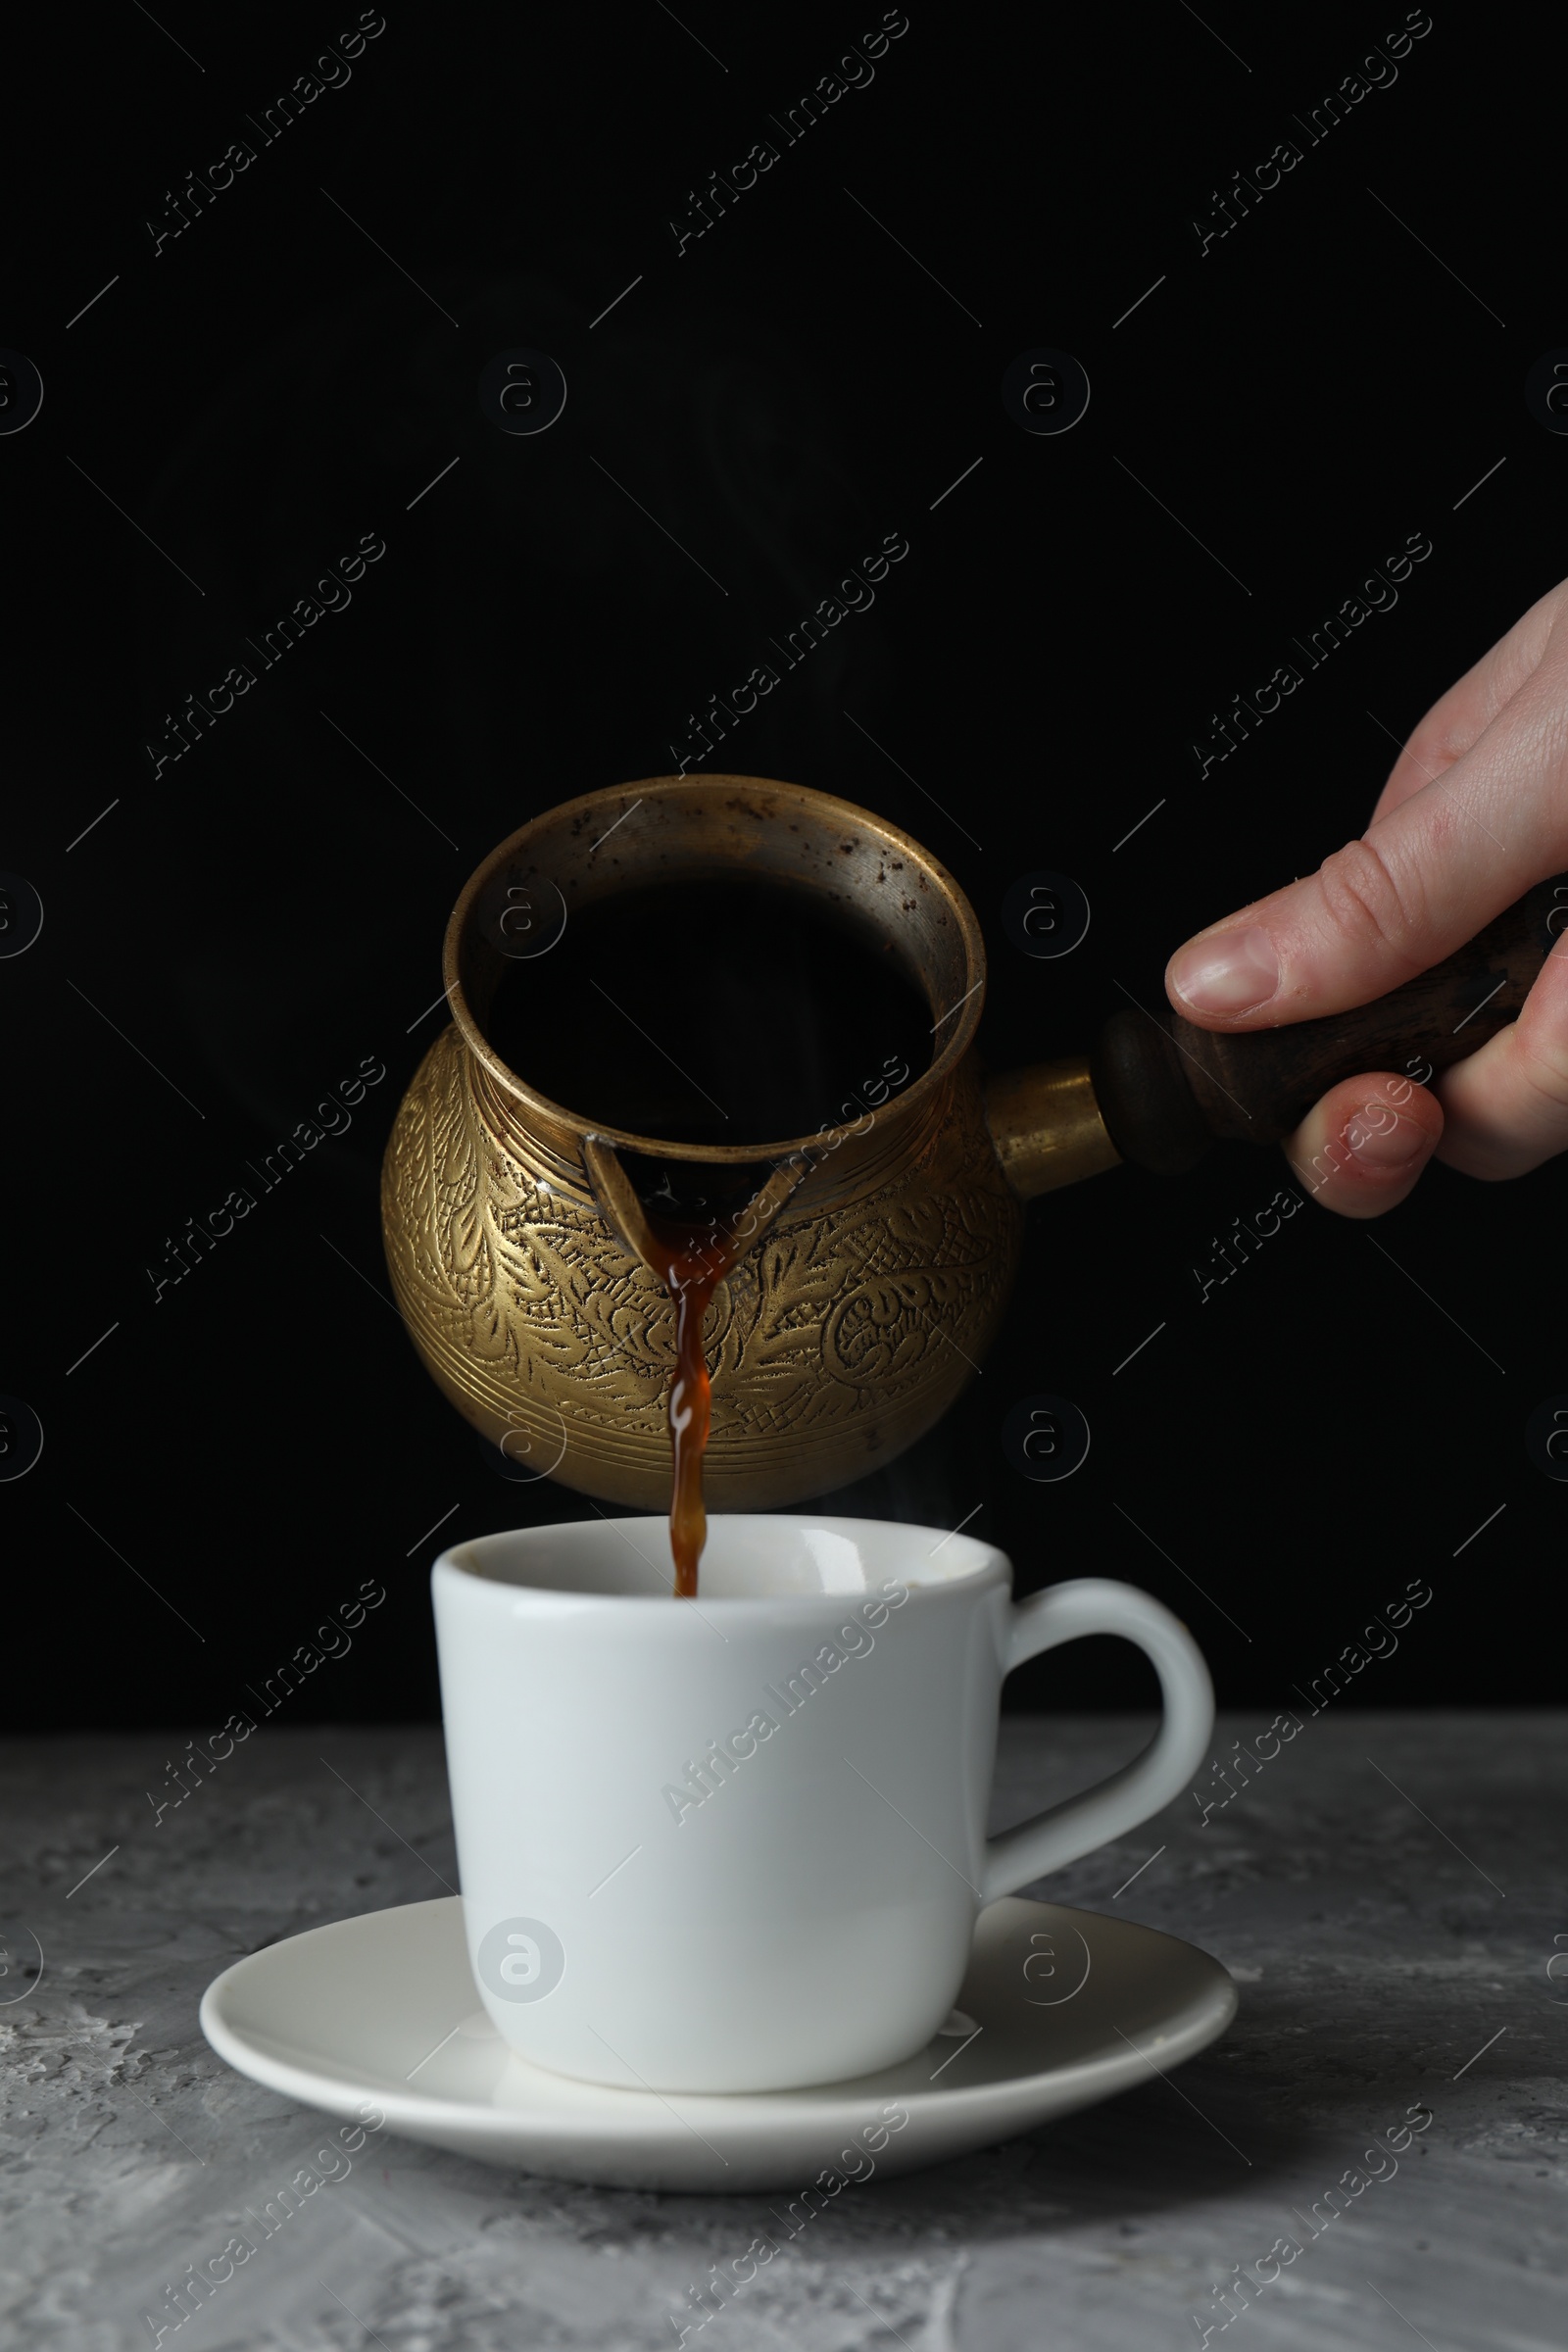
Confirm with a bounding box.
[581,1135,813,1270]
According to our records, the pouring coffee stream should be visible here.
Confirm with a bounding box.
[642,1213,748,1600]
[379,775,1567,1582]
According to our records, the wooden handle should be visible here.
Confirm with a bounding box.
[1089,877,1568,1174]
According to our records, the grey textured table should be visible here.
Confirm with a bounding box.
[2,1715,1563,2350]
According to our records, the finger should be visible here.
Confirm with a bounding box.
[1428,930,1568,1179]
[1281,1074,1445,1220]
[1369,582,1564,824]
[1164,627,1568,1030]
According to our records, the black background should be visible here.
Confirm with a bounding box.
[4,3,1561,1728]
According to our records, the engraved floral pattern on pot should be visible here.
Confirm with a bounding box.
[382,1020,1018,1508]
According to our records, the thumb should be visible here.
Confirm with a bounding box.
[1164,667,1568,1028]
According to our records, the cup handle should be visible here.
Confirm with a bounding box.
[981,1578,1214,1904]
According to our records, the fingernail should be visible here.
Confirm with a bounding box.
[1348,1108,1427,1169]
[1168,925,1280,1015]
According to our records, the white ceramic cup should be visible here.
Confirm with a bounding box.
[431,1515,1213,2094]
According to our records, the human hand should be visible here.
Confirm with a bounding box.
[1163,580,1568,1217]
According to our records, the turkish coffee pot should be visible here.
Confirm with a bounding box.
[381,774,1560,1508]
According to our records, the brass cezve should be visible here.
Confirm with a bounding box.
[379,774,1115,1510]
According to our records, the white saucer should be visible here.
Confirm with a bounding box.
[200,1895,1236,2192]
